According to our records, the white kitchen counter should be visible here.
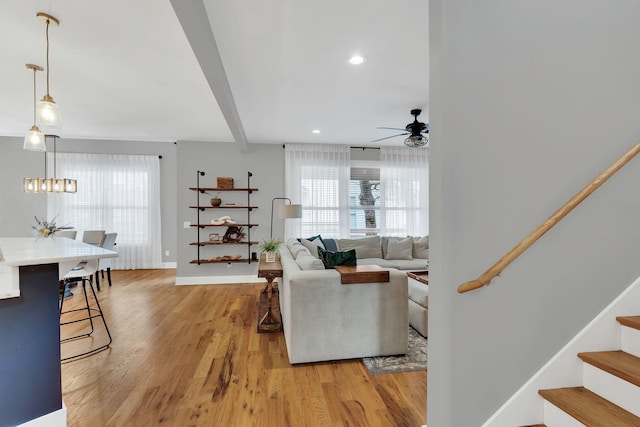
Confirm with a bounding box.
[0,237,117,299]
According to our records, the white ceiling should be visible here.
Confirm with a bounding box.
[0,0,428,146]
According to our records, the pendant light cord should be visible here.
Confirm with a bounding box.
[53,136,57,179]
[45,19,50,97]
[32,68,37,125]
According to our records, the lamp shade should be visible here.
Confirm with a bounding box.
[23,127,45,151]
[278,204,302,219]
[38,98,61,128]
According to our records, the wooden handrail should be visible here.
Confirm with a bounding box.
[458,140,640,294]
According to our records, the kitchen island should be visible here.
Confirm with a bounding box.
[0,237,117,427]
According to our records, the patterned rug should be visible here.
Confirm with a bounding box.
[362,327,428,375]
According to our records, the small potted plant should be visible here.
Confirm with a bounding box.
[259,238,282,262]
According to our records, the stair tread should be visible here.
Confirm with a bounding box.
[538,386,640,426]
[578,350,640,387]
[617,316,640,331]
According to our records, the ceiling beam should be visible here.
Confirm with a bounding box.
[170,0,249,152]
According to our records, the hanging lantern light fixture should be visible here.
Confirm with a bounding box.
[23,63,46,151]
[36,12,62,128]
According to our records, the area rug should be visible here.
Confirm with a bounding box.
[362,327,428,375]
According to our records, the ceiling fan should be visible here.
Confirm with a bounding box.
[373,109,429,148]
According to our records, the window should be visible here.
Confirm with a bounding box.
[349,163,380,237]
[47,153,162,269]
[285,144,428,239]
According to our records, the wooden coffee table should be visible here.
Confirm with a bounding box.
[257,253,283,333]
[334,265,390,284]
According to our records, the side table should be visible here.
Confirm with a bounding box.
[257,252,283,333]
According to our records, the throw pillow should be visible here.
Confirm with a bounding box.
[412,236,429,259]
[336,236,382,259]
[300,237,325,259]
[294,252,325,270]
[286,240,308,259]
[386,237,414,260]
[317,246,357,269]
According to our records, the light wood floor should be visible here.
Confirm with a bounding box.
[60,269,427,426]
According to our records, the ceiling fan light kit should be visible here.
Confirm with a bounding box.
[373,108,429,148]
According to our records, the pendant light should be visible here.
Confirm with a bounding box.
[36,12,62,128]
[23,64,45,151]
[23,135,77,194]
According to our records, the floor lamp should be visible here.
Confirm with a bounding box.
[270,197,302,239]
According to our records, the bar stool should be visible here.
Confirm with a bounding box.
[59,258,112,362]
[95,232,117,291]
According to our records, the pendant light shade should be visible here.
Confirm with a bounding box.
[23,64,45,151]
[38,98,62,128]
[36,13,62,129]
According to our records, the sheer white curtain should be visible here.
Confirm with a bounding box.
[285,144,350,239]
[47,153,163,269]
[380,146,429,236]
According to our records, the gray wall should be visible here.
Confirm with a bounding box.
[429,1,640,426]
[176,141,285,278]
[0,136,177,264]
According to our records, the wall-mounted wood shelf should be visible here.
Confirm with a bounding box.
[189,187,259,192]
[189,205,258,210]
[189,241,258,246]
[189,171,258,265]
[191,223,257,228]
[190,259,251,264]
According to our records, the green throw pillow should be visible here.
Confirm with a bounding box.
[317,246,357,269]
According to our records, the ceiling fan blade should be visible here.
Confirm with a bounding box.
[377,127,408,131]
[371,133,408,143]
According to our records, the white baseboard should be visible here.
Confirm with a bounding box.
[18,403,66,426]
[176,275,266,285]
[161,262,177,269]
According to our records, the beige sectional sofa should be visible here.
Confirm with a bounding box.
[277,235,428,364]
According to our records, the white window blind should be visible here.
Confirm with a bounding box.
[380,146,429,236]
[47,153,163,269]
[284,144,350,239]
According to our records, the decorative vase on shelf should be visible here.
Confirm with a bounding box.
[210,197,222,207]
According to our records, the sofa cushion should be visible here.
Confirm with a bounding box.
[357,258,401,269]
[412,236,429,259]
[385,237,414,260]
[337,236,382,259]
[408,280,429,307]
[294,252,325,270]
[300,237,325,259]
[286,240,308,259]
[388,259,429,271]
[317,247,357,269]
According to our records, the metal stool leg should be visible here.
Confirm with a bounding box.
[60,276,112,362]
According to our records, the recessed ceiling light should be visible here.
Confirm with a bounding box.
[312,129,321,134]
[348,55,365,65]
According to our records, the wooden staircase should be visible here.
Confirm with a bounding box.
[533,316,640,426]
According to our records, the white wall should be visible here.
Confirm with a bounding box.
[0,137,177,264]
[428,1,640,426]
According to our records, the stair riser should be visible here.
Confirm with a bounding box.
[582,363,640,417]
[621,326,640,359]
[543,400,585,426]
